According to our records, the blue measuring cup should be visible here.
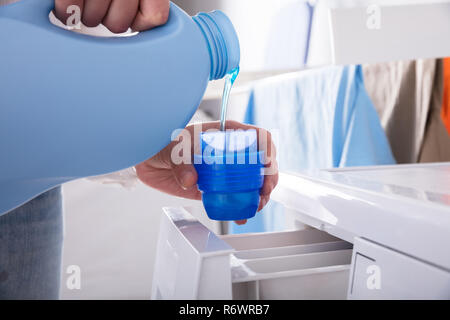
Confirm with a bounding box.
[194,130,265,221]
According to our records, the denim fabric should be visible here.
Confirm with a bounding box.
[0,187,63,299]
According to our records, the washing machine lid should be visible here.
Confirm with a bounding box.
[272,162,450,270]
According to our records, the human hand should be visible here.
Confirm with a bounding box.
[135,121,279,225]
[54,0,170,33]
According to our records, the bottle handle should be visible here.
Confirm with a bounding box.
[0,0,179,42]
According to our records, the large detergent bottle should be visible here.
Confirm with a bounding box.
[0,0,240,215]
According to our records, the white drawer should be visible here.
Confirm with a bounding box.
[151,206,353,300]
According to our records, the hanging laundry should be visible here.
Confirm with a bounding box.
[419,58,450,162]
[232,65,395,234]
[362,59,437,164]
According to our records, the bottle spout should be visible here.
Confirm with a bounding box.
[193,10,240,80]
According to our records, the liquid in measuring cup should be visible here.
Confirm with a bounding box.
[220,67,240,131]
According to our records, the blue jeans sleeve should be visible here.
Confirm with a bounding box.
[0,187,63,299]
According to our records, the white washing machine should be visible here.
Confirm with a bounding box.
[151,162,450,299]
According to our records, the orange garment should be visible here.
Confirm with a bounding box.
[442,57,450,135]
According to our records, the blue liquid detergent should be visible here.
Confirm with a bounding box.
[220,67,240,131]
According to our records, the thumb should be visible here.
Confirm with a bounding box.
[172,164,198,190]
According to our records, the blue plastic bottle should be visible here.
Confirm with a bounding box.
[0,0,240,215]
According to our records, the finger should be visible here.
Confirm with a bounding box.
[257,128,276,165]
[234,219,247,225]
[132,0,170,31]
[135,162,202,200]
[103,0,139,34]
[261,156,279,197]
[153,130,199,189]
[82,0,112,27]
[54,0,84,25]
[172,164,198,190]
[257,195,270,212]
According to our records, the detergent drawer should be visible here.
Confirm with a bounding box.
[224,231,352,300]
[348,238,450,299]
[151,206,353,300]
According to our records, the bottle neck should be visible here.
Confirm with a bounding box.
[192,11,240,80]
